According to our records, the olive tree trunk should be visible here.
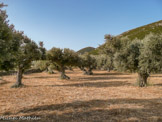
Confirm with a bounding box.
[60,67,70,80]
[46,67,54,74]
[107,68,110,72]
[83,68,88,75]
[0,76,2,81]
[86,68,93,75]
[79,67,87,75]
[11,68,23,88]
[81,67,88,75]
[138,73,149,87]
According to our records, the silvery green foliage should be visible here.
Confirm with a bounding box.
[47,48,78,67]
[114,34,162,73]
[103,34,122,55]
[78,53,96,75]
[47,47,79,79]
[100,35,123,71]
[114,41,141,73]
[14,32,41,70]
[139,34,162,74]
[80,53,97,70]
[32,60,50,71]
[32,60,57,74]
[95,55,112,70]
[114,34,162,86]
[38,41,46,60]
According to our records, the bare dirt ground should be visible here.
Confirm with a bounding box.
[0,69,162,122]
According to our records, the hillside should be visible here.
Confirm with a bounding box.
[77,47,95,54]
[119,20,162,40]
[91,20,162,55]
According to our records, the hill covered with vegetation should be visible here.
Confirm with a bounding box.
[77,47,95,54]
[119,20,162,40]
[90,20,162,55]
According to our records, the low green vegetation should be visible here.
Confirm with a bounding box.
[77,47,95,55]
[120,20,162,40]
[95,20,162,54]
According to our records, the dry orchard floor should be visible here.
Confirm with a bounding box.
[0,69,162,122]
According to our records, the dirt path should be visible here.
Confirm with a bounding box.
[0,69,162,122]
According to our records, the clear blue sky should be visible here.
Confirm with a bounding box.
[1,0,162,51]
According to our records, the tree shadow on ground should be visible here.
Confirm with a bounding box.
[0,80,10,86]
[150,76,162,78]
[7,98,162,122]
[93,72,130,76]
[79,76,131,81]
[50,81,131,88]
[154,83,162,86]
[23,76,57,79]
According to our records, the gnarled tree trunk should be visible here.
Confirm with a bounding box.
[60,66,70,80]
[86,68,93,75]
[47,67,54,74]
[11,68,23,88]
[83,68,88,75]
[107,68,110,72]
[68,67,73,71]
[138,73,149,87]
[0,76,2,81]
[79,67,88,75]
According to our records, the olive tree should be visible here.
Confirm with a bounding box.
[0,3,18,83]
[11,31,41,88]
[32,60,56,74]
[78,56,88,74]
[114,34,162,87]
[0,3,16,72]
[38,41,46,60]
[95,54,112,71]
[79,53,96,75]
[47,47,78,79]
[32,41,57,74]
[138,35,162,86]
[101,34,122,71]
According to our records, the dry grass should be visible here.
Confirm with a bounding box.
[0,69,162,122]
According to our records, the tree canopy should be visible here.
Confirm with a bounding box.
[114,34,162,87]
[79,53,96,75]
[47,47,78,79]
[11,31,41,88]
[0,3,16,71]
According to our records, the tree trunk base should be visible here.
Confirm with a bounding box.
[107,68,110,72]
[48,70,55,74]
[68,67,73,71]
[86,71,93,75]
[83,71,88,75]
[139,82,146,87]
[79,68,88,75]
[0,77,2,81]
[11,83,24,88]
[138,73,149,87]
[60,74,70,80]
[11,68,23,88]
[84,72,93,75]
